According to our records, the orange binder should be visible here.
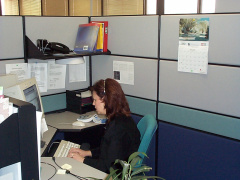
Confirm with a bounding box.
[90,21,108,52]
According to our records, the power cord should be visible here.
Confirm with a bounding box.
[40,162,57,180]
[52,157,89,180]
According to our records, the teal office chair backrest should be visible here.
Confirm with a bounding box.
[137,114,158,165]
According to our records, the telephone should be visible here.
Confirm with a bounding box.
[37,39,71,54]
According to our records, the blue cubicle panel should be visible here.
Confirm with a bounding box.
[127,96,156,117]
[0,17,24,59]
[158,102,240,140]
[160,14,240,66]
[157,121,240,180]
[91,16,159,58]
[42,93,66,113]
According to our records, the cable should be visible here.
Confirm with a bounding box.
[41,162,57,180]
[52,157,89,180]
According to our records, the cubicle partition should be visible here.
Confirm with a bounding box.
[0,16,92,112]
[1,12,240,178]
[91,15,159,115]
[159,14,240,138]
[157,14,240,179]
[91,14,240,178]
[0,16,24,60]
[24,16,91,97]
[0,17,25,80]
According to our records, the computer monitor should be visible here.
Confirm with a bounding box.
[0,74,18,89]
[3,77,44,115]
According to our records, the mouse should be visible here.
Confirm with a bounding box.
[72,121,85,126]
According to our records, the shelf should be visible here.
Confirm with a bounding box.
[25,36,111,60]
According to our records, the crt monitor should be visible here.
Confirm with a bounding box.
[3,77,44,115]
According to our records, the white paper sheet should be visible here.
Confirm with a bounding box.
[178,41,209,74]
[5,63,28,81]
[69,62,86,82]
[28,63,48,92]
[113,61,134,85]
[47,60,66,89]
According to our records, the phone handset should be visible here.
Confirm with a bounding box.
[49,42,71,54]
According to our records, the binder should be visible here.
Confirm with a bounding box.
[96,23,104,52]
[74,23,100,54]
[90,21,108,52]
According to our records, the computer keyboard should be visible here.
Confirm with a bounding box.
[53,140,80,157]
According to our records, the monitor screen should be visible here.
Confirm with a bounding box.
[23,84,41,112]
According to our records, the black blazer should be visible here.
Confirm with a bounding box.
[84,114,141,173]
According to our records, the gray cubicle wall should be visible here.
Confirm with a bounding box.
[91,16,159,116]
[91,16,159,58]
[25,16,88,53]
[215,0,240,13]
[0,17,24,60]
[159,14,240,140]
[0,16,92,112]
[24,17,92,112]
[0,17,24,85]
[160,14,240,66]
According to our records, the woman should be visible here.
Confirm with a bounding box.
[67,78,140,173]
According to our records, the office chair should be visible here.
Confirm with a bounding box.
[137,114,158,165]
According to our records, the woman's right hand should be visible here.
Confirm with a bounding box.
[68,148,92,158]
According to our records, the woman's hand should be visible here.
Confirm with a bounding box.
[68,148,92,158]
[67,152,85,162]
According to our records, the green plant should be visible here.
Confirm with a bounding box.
[105,152,165,180]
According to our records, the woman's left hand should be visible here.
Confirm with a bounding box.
[67,152,85,163]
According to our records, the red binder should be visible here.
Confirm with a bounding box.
[90,21,108,52]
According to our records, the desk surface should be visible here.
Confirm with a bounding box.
[45,111,105,131]
[41,126,57,155]
[41,157,107,180]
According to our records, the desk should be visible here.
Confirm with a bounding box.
[42,111,106,155]
[45,111,104,132]
[41,157,107,180]
[41,126,57,155]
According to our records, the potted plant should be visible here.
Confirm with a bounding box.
[105,152,165,180]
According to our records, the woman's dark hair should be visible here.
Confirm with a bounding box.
[90,78,131,122]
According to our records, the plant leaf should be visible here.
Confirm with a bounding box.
[108,167,119,179]
[131,166,152,176]
[119,160,130,180]
[130,156,142,168]
[128,152,148,163]
[106,168,124,180]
